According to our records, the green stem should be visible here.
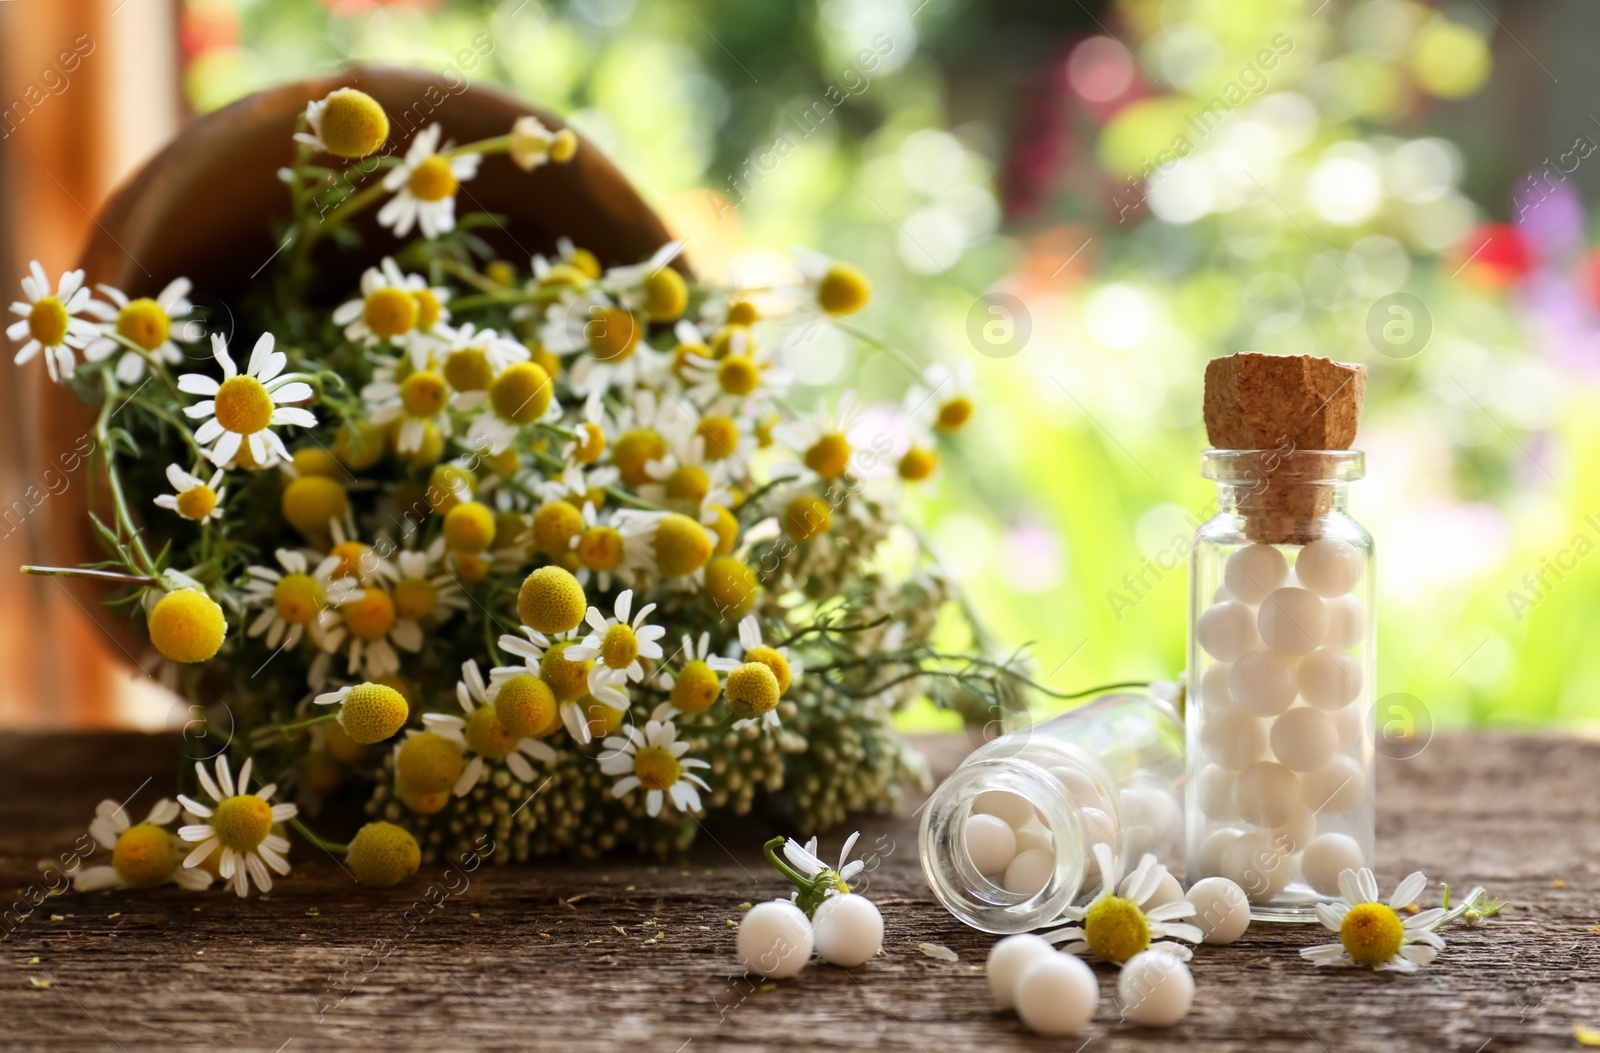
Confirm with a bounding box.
[96,383,156,575]
[290,817,349,856]
[762,835,813,888]
[20,565,158,585]
[263,712,337,737]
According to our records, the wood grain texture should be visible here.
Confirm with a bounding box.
[2,731,1597,1052]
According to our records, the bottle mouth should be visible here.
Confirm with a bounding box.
[917,757,1088,934]
[1201,448,1364,487]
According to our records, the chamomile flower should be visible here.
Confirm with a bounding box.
[423,660,557,795]
[600,240,688,322]
[313,681,411,745]
[376,540,470,626]
[709,616,804,696]
[154,463,227,522]
[564,590,666,705]
[497,626,597,745]
[569,502,629,591]
[377,124,481,240]
[618,509,717,587]
[772,390,864,482]
[598,719,710,818]
[8,261,100,381]
[72,798,212,892]
[179,332,316,468]
[465,359,559,454]
[639,432,736,510]
[241,548,360,651]
[361,357,455,455]
[434,322,529,404]
[177,756,297,898]
[651,632,723,719]
[1301,868,1446,973]
[1043,844,1204,965]
[82,278,192,383]
[333,257,451,348]
[326,580,423,679]
[541,290,665,397]
[781,831,867,912]
[791,246,872,317]
[907,361,976,433]
[294,87,389,158]
[508,114,578,171]
[679,330,792,413]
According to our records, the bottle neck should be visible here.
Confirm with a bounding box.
[1203,449,1363,545]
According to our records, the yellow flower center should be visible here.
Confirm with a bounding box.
[744,644,792,695]
[581,696,626,738]
[365,286,417,339]
[400,421,444,468]
[494,673,558,739]
[1083,895,1151,964]
[343,587,397,641]
[577,525,625,572]
[318,88,390,158]
[632,745,681,792]
[27,296,69,347]
[541,262,591,289]
[282,476,349,539]
[489,361,553,424]
[340,682,410,744]
[572,422,606,464]
[725,661,780,718]
[540,641,595,703]
[413,289,443,330]
[464,705,520,760]
[600,622,639,670]
[710,324,748,359]
[726,300,760,327]
[569,247,602,279]
[804,433,852,479]
[696,416,740,460]
[816,261,871,316]
[398,370,447,418]
[211,794,273,853]
[112,823,179,888]
[443,347,494,392]
[898,445,939,481]
[783,494,832,542]
[213,375,275,435]
[397,731,464,795]
[346,821,420,888]
[665,464,710,504]
[116,298,170,350]
[1340,902,1406,967]
[409,155,459,202]
[427,464,475,514]
[147,589,227,665]
[937,395,974,431]
[655,513,712,578]
[272,572,326,624]
[454,551,491,584]
[706,504,739,555]
[585,307,640,362]
[705,556,759,620]
[333,420,387,470]
[329,540,370,580]
[551,127,579,162]
[516,566,587,634]
[443,500,496,554]
[671,660,722,714]
[392,577,438,621]
[612,429,667,487]
[293,447,341,478]
[718,355,760,396]
[396,780,451,816]
[533,500,584,556]
[175,485,218,520]
[642,267,688,323]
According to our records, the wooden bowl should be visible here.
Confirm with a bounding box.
[41,66,675,658]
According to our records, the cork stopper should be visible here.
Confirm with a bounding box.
[1203,353,1367,543]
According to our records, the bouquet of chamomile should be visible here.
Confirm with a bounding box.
[16,87,1022,897]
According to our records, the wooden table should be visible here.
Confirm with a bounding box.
[2,731,1596,1052]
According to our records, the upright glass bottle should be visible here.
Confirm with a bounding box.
[1186,449,1375,921]
[920,691,1184,934]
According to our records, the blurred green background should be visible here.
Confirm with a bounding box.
[177,0,1600,732]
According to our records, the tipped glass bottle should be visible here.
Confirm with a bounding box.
[1186,449,1375,921]
[919,690,1185,934]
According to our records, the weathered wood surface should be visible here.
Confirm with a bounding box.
[2,731,1597,1052]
